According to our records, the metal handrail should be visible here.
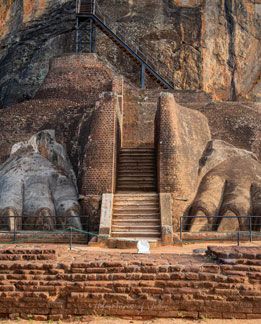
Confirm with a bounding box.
[95,3,173,83]
[179,215,261,244]
[77,0,174,88]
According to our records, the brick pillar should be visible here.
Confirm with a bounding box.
[80,92,120,234]
[155,93,178,194]
[81,92,118,195]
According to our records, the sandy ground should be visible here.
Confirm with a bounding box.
[0,240,260,265]
[74,240,261,254]
[1,240,260,255]
[0,317,261,323]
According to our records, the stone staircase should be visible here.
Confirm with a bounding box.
[117,148,157,192]
[111,193,161,239]
[111,148,161,240]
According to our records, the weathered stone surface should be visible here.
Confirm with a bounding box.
[0,0,259,106]
[156,92,211,228]
[187,101,261,160]
[202,0,261,101]
[188,140,261,232]
[0,0,75,106]
[97,0,202,91]
[0,130,81,230]
[157,92,261,230]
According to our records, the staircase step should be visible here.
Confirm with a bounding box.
[114,198,158,202]
[112,220,160,226]
[118,175,156,179]
[119,157,155,160]
[114,201,158,206]
[113,211,160,216]
[111,231,161,238]
[117,187,157,191]
[118,161,155,164]
[118,162,155,166]
[112,225,161,231]
[120,148,155,151]
[113,212,159,216]
[119,155,155,159]
[113,210,160,216]
[117,184,156,186]
[117,176,155,180]
[115,193,158,197]
[114,201,158,205]
[118,171,155,174]
[117,177,156,181]
[118,159,155,163]
[114,204,159,210]
[114,197,158,202]
[117,182,156,186]
[118,168,155,173]
[120,150,155,154]
[118,165,155,168]
[117,182,156,187]
[118,156,155,159]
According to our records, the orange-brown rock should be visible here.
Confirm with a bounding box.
[0,0,260,106]
[156,92,261,230]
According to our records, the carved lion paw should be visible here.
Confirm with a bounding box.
[188,140,261,232]
[0,130,82,231]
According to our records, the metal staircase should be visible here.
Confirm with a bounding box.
[76,0,174,90]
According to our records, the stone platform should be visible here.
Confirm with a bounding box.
[0,243,260,321]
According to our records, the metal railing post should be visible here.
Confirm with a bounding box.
[249,216,252,242]
[90,19,96,53]
[13,216,16,243]
[180,216,183,242]
[69,227,73,250]
[93,0,96,15]
[140,63,145,89]
[76,17,79,53]
[74,0,174,89]
[237,231,240,246]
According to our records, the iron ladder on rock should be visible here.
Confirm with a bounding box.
[76,0,174,90]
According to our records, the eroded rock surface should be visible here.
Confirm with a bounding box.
[157,93,261,231]
[189,140,261,232]
[0,0,260,106]
[0,130,81,231]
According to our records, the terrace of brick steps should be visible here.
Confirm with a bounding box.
[0,244,260,321]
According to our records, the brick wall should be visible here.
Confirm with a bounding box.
[122,88,158,148]
[35,54,115,105]
[0,246,260,320]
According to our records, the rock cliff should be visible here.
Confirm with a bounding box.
[0,0,260,106]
